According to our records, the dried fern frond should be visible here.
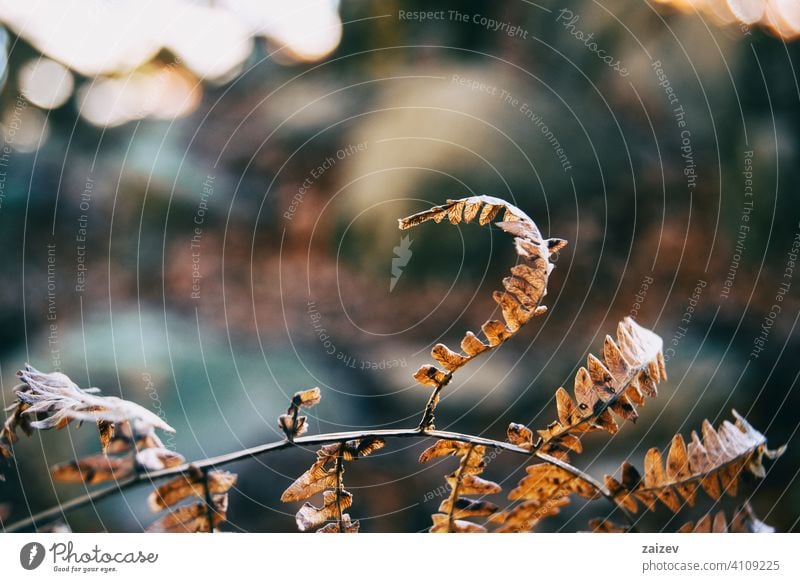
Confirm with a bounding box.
[281,437,385,532]
[605,411,785,514]
[508,318,666,460]
[2,366,175,480]
[51,420,185,485]
[491,463,598,532]
[677,502,774,533]
[495,318,665,531]
[399,196,566,429]
[14,365,174,433]
[146,466,237,533]
[278,387,321,441]
[419,440,501,533]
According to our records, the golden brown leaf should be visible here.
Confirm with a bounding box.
[97,420,115,454]
[430,513,487,533]
[588,518,630,533]
[413,365,450,388]
[506,423,534,448]
[423,442,500,532]
[281,460,337,503]
[292,387,321,408]
[52,455,134,484]
[448,473,502,495]
[148,469,237,512]
[296,490,353,532]
[431,344,469,372]
[605,411,784,515]
[535,319,665,459]
[279,387,323,440]
[419,440,470,463]
[491,497,570,532]
[146,494,228,533]
[317,513,360,533]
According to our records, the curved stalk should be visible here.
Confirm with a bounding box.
[4,427,622,533]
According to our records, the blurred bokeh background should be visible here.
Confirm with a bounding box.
[0,0,798,533]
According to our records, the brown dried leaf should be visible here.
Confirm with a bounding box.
[97,420,115,454]
[509,464,598,503]
[419,440,470,463]
[588,518,630,533]
[431,344,469,372]
[317,513,360,533]
[430,513,487,533]
[148,469,237,512]
[146,494,228,533]
[281,458,337,503]
[460,332,488,357]
[606,411,784,515]
[413,365,450,388]
[448,473,502,496]
[491,497,570,532]
[296,490,353,532]
[399,198,564,422]
[16,366,174,433]
[292,387,321,409]
[439,497,498,519]
[52,455,134,484]
[135,447,185,472]
[506,423,534,448]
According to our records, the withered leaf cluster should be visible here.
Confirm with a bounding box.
[419,440,501,532]
[495,318,666,532]
[677,502,774,533]
[147,466,237,532]
[492,463,598,532]
[605,410,785,514]
[2,366,175,481]
[278,387,321,440]
[51,420,184,484]
[281,437,385,532]
[510,318,666,459]
[399,196,566,428]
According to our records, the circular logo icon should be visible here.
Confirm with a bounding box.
[19,542,46,570]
